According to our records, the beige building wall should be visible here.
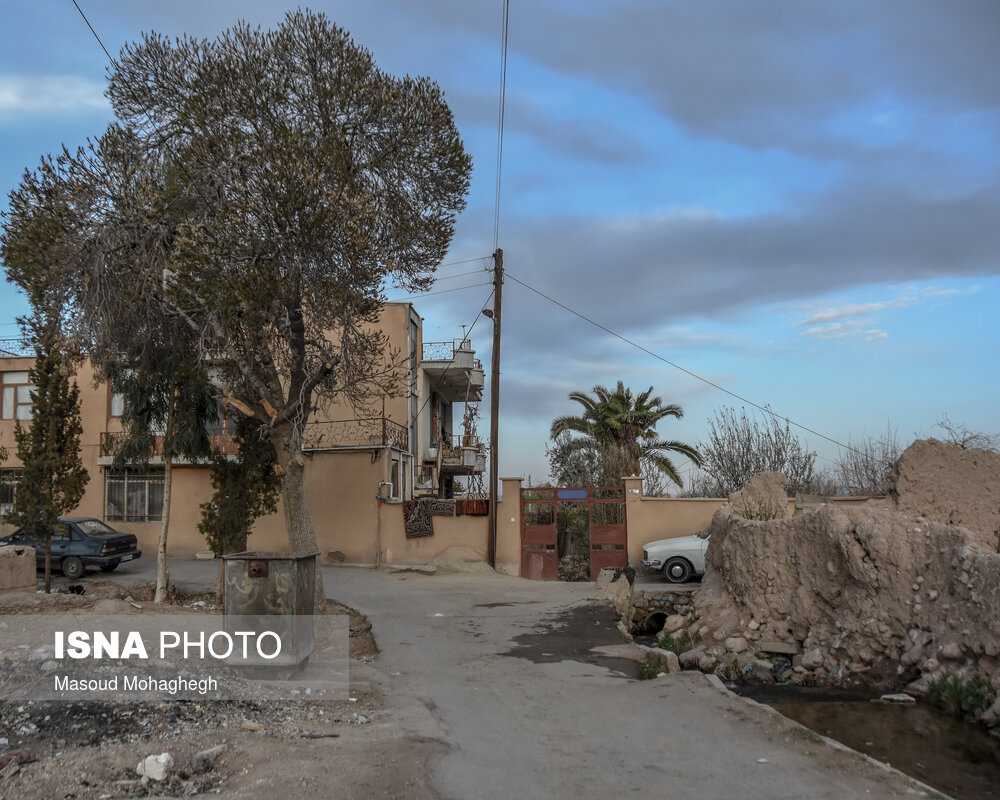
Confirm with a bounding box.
[1,358,111,533]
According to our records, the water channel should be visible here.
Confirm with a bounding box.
[737,685,1000,800]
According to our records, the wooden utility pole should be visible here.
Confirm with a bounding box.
[486,248,503,568]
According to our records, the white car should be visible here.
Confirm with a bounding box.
[641,530,711,583]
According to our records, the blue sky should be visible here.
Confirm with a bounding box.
[2,1,998,487]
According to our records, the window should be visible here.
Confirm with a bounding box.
[0,468,20,515]
[2,371,35,420]
[390,457,401,500]
[105,469,165,522]
[109,391,125,418]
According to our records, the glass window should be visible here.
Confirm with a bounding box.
[77,519,116,535]
[0,468,19,514]
[110,392,125,417]
[1,371,34,420]
[390,458,400,500]
[105,469,164,522]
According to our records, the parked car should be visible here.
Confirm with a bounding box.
[641,530,711,583]
[0,517,142,579]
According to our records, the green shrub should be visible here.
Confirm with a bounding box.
[658,631,698,655]
[926,673,995,720]
[639,653,668,680]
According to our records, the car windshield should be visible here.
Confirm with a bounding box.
[696,530,711,540]
[76,519,117,535]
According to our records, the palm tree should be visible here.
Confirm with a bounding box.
[549,382,701,487]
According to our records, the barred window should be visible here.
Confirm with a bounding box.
[0,468,20,516]
[105,469,164,522]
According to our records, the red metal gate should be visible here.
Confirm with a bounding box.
[520,487,627,580]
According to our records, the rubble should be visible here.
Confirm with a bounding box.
[136,751,174,781]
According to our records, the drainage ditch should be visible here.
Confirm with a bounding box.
[737,685,1000,800]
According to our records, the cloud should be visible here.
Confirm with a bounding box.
[797,297,914,326]
[799,322,889,341]
[923,284,982,298]
[0,75,108,114]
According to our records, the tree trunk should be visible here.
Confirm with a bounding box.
[272,423,326,612]
[155,397,175,604]
[44,532,52,594]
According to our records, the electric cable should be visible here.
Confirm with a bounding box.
[505,270,865,457]
[493,0,510,253]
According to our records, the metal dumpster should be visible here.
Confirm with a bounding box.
[221,551,318,667]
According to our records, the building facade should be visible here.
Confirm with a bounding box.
[0,302,487,562]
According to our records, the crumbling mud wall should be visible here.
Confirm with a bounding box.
[890,438,1000,552]
[677,440,1000,697]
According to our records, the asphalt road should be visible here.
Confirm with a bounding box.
[88,557,934,800]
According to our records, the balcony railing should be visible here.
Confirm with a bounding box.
[100,431,240,458]
[302,417,409,451]
[422,339,482,369]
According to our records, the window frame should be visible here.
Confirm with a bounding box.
[2,371,35,420]
[104,469,165,523]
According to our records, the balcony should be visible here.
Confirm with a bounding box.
[302,417,409,452]
[438,432,486,475]
[98,431,239,465]
[421,339,485,403]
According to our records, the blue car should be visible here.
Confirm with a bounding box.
[0,516,142,579]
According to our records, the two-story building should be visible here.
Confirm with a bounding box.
[0,302,487,563]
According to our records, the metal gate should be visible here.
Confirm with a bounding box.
[520,487,627,581]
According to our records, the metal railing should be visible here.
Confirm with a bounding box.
[100,431,240,458]
[302,417,409,451]
[439,432,485,463]
[422,338,477,362]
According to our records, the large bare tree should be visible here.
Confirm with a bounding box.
[2,10,471,606]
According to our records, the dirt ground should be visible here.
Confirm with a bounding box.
[0,582,430,800]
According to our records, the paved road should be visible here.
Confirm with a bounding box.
[95,557,932,800]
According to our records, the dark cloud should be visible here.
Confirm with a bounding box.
[382,0,1000,156]
[452,90,652,165]
[484,176,1000,354]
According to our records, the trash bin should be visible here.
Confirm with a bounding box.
[221,551,319,667]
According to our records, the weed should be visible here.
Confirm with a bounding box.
[658,631,698,655]
[720,657,743,683]
[926,673,995,720]
[639,653,667,680]
[791,726,824,745]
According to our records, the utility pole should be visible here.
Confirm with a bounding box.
[486,248,503,568]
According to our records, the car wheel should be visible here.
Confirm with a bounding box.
[100,562,119,573]
[61,556,84,579]
[663,557,692,583]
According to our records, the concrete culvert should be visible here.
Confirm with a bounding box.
[645,612,667,634]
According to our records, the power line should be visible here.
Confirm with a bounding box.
[71,0,113,62]
[437,256,493,270]
[492,0,510,253]
[396,281,493,301]
[505,270,865,457]
[432,269,490,283]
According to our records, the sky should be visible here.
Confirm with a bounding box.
[1,1,998,488]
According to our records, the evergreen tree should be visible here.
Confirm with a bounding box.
[199,416,281,600]
[199,415,280,556]
[5,345,88,592]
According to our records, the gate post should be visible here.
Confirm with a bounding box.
[623,475,644,569]
[496,477,523,575]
